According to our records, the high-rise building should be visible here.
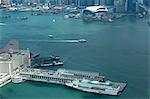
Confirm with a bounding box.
[105,0,114,5]
[100,0,105,5]
[1,0,11,4]
[143,0,150,7]
[127,0,136,12]
[114,0,126,13]
[94,0,99,5]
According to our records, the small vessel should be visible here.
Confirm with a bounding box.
[0,15,11,18]
[52,19,56,22]
[50,55,60,60]
[48,35,54,38]
[64,15,69,19]
[31,12,41,16]
[53,61,63,66]
[78,39,87,43]
[16,17,28,20]
[66,79,127,96]
[40,61,63,67]
[11,75,25,83]
[108,18,113,22]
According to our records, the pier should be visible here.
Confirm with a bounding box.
[16,67,105,85]
[10,67,127,95]
[0,41,126,95]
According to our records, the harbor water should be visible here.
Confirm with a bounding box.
[0,11,149,99]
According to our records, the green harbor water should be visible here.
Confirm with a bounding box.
[0,11,150,99]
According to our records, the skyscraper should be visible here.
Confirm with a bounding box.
[105,0,114,5]
[1,0,11,4]
[94,0,99,5]
[127,0,136,12]
[114,0,126,13]
[100,0,105,5]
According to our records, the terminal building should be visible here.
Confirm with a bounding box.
[0,48,31,87]
[82,5,113,21]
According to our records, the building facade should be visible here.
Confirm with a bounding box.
[0,49,31,75]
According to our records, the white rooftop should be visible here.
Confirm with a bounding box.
[85,6,108,13]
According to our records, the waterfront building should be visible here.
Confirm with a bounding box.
[1,0,11,4]
[0,49,31,74]
[0,48,31,87]
[82,5,111,21]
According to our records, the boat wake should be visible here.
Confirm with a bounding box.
[21,39,80,43]
[0,23,7,26]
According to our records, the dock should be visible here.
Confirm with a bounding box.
[18,68,105,85]
[10,67,127,95]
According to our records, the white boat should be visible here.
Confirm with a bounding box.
[66,79,126,95]
[48,35,54,38]
[78,39,87,43]
[11,76,25,83]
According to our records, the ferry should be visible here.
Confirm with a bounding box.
[66,79,126,96]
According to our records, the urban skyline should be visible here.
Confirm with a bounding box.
[0,0,150,12]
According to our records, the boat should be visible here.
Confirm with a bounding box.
[0,15,11,18]
[53,61,63,66]
[66,79,126,96]
[11,75,25,83]
[50,55,60,60]
[78,39,87,43]
[40,61,63,67]
[16,17,28,20]
[52,19,56,22]
[48,35,54,38]
[64,15,69,19]
[31,12,42,16]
